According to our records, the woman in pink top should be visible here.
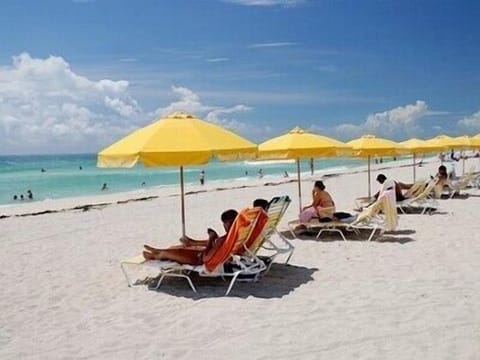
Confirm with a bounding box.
[299,180,335,222]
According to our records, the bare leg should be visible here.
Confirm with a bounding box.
[142,249,203,265]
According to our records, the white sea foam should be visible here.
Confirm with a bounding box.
[243,159,296,166]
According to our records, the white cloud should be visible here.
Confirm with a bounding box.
[329,100,430,140]
[0,53,143,154]
[0,54,260,154]
[206,58,230,63]
[223,0,305,6]
[104,96,141,117]
[249,42,298,48]
[458,111,480,133]
[153,86,253,135]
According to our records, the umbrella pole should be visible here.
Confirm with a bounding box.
[413,153,416,182]
[297,158,302,214]
[367,155,371,198]
[180,166,186,237]
[462,154,465,175]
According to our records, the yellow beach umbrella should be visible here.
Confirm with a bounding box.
[472,134,480,146]
[424,134,462,150]
[453,136,480,174]
[258,127,350,213]
[347,135,406,197]
[98,111,257,235]
[400,138,437,182]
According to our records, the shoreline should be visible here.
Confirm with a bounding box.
[0,156,439,219]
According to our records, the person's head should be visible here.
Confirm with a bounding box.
[438,165,447,175]
[376,174,387,184]
[253,198,269,210]
[220,209,238,232]
[314,180,325,191]
[13,195,17,200]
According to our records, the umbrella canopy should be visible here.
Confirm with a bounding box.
[470,134,480,147]
[257,127,350,213]
[452,135,480,149]
[400,138,437,182]
[424,134,463,150]
[98,111,257,235]
[347,135,406,197]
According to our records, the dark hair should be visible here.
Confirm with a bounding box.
[438,165,447,173]
[314,180,325,190]
[253,198,269,210]
[376,174,387,183]
[221,209,238,223]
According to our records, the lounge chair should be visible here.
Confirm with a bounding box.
[288,190,398,241]
[397,179,438,214]
[120,207,269,296]
[444,171,477,199]
[249,196,294,270]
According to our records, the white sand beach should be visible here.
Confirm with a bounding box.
[1,157,480,359]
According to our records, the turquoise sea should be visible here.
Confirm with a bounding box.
[0,154,365,205]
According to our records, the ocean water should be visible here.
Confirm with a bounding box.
[0,154,364,205]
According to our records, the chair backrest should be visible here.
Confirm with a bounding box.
[352,189,398,231]
[248,195,291,253]
[404,180,427,198]
[412,179,437,200]
[203,207,267,272]
[233,207,269,254]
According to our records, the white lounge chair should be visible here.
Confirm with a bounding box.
[120,207,269,296]
[288,190,398,242]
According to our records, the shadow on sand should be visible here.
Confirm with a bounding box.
[146,263,317,299]
[280,229,415,244]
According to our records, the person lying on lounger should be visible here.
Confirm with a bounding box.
[143,209,238,265]
[371,174,412,203]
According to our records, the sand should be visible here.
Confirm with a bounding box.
[1,157,479,359]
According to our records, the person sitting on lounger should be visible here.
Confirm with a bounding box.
[432,165,450,197]
[143,209,238,265]
[299,180,335,222]
[372,174,412,203]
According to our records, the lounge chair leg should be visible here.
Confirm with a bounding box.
[285,250,294,264]
[367,226,380,241]
[120,263,134,287]
[225,271,241,296]
[154,272,197,293]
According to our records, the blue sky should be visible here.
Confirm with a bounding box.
[1,0,480,154]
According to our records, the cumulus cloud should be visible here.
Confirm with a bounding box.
[458,111,480,132]
[0,53,142,154]
[154,86,253,134]
[223,0,305,6]
[329,100,429,140]
[0,53,257,154]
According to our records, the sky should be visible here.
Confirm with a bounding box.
[1,0,480,154]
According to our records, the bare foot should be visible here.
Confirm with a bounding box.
[143,251,156,260]
[144,245,161,254]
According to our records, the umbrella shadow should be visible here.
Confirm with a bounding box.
[146,263,317,299]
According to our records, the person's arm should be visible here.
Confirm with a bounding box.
[180,229,217,247]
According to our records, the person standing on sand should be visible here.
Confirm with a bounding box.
[199,170,205,186]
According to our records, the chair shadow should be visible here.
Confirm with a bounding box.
[281,229,415,244]
[398,207,438,215]
[440,193,470,200]
[376,235,415,244]
[147,263,318,299]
